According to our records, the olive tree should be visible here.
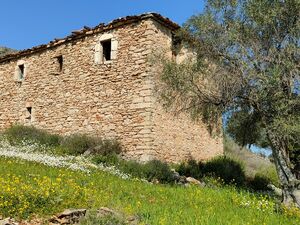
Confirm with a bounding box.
[160,0,300,207]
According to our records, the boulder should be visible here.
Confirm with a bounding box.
[267,184,282,196]
[0,218,15,225]
[49,209,86,224]
[186,177,205,187]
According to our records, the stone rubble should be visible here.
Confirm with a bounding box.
[0,207,139,225]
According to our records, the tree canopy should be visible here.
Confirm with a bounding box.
[160,0,300,207]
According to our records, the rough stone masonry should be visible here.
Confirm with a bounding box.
[0,13,223,162]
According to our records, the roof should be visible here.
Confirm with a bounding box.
[0,13,180,63]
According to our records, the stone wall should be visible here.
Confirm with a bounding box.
[0,16,223,162]
[146,20,223,162]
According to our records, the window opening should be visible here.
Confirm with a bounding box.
[18,64,24,80]
[26,107,32,121]
[101,40,111,61]
[56,55,63,72]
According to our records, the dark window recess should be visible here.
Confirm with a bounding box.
[26,107,32,121]
[56,55,63,72]
[171,34,182,58]
[18,64,24,79]
[101,40,111,61]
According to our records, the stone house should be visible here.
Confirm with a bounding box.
[0,13,223,162]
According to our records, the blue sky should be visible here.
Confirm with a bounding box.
[0,0,205,50]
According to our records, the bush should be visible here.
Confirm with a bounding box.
[259,166,280,187]
[248,167,279,191]
[203,156,246,186]
[177,159,204,180]
[60,134,101,155]
[91,139,122,156]
[143,160,174,183]
[4,124,60,147]
[92,157,175,184]
[119,160,145,178]
[3,125,122,157]
[60,134,121,156]
[248,173,271,191]
[92,153,121,166]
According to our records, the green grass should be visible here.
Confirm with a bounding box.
[0,157,299,224]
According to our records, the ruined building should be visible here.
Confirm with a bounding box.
[0,13,223,162]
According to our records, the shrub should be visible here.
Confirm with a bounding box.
[143,160,174,183]
[203,156,246,186]
[248,173,271,191]
[177,159,204,179]
[4,124,60,147]
[61,134,121,156]
[92,157,175,184]
[60,134,99,155]
[119,160,145,178]
[259,166,280,187]
[248,167,279,191]
[91,139,122,156]
[92,153,120,166]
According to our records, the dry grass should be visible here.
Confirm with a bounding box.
[224,137,275,178]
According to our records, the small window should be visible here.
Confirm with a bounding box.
[18,64,25,80]
[101,39,111,61]
[56,55,63,72]
[171,34,182,60]
[26,107,32,121]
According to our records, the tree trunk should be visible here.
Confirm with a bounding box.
[267,130,300,208]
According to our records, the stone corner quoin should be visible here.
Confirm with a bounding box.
[0,13,223,163]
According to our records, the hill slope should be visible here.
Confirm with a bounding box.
[224,137,276,178]
[0,156,298,225]
[0,46,17,57]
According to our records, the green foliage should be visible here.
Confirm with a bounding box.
[4,124,60,147]
[226,110,269,148]
[177,159,204,180]
[0,46,17,57]
[96,139,122,156]
[248,174,272,191]
[3,125,122,156]
[92,156,175,184]
[60,134,100,155]
[204,156,246,186]
[160,0,300,198]
[118,159,145,178]
[1,157,299,224]
[119,159,174,184]
[177,156,246,186]
[248,165,280,191]
[92,153,120,166]
[257,167,280,188]
[142,160,174,183]
[60,134,121,156]
[224,135,277,181]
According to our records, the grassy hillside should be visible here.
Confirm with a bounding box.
[224,137,276,178]
[0,125,296,224]
[0,157,299,225]
[0,46,17,57]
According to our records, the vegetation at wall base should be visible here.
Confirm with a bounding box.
[92,155,174,184]
[2,125,121,156]
[176,156,246,186]
[4,124,60,147]
[1,125,281,189]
